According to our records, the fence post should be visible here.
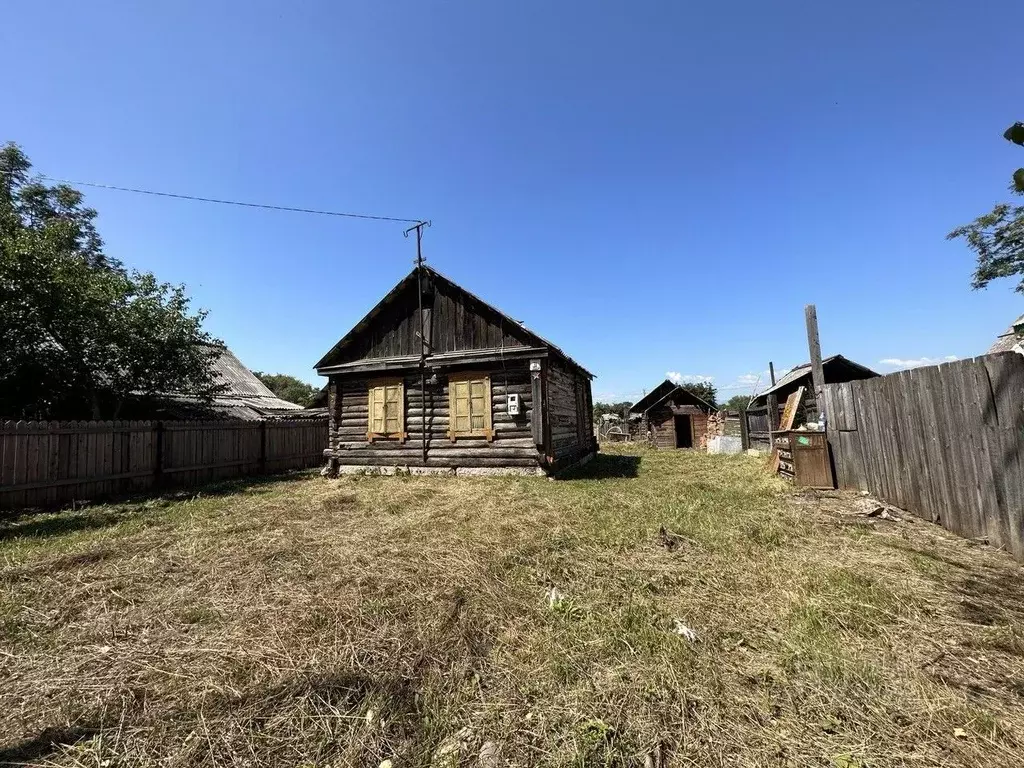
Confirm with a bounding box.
[805,304,826,412]
[259,421,267,475]
[739,409,749,450]
[154,421,164,488]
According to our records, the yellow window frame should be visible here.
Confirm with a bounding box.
[448,372,493,442]
[367,377,406,442]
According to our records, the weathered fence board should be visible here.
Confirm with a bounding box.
[0,419,327,510]
[743,406,771,450]
[824,353,1024,560]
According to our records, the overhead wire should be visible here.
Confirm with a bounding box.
[0,168,424,224]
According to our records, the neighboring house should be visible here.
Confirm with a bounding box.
[629,380,714,449]
[314,266,596,475]
[988,314,1024,356]
[629,380,679,417]
[128,346,308,420]
[748,354,878,424]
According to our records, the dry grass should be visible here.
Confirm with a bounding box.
[1,445,1022,767]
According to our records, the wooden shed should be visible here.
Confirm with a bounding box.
[314,266,596,475]
[630,381,714,449]
[748,355,878,423]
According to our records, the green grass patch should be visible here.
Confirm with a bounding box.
[0,445,1020,766]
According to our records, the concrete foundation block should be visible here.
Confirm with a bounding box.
[408,466,457,476]
[455,466,545,477]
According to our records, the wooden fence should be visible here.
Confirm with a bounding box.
[742,406,771,450]
[0,419,328,510]
[821,353,1024,560]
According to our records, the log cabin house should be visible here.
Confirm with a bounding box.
[629,381,714,449]
[314,266,596,475]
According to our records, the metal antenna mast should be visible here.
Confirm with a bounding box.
[405,221,432,464]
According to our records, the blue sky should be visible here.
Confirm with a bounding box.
[3,1,1022,403]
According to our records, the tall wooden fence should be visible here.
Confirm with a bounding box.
[821,353,1024,560]
[0,419,328,510]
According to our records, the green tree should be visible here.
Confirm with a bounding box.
[0,142,224,419]
[254,372,319,407]
[592,401,633,423]
[680,382,717,408]
[948,122,1024,293]
[721,394,752,412]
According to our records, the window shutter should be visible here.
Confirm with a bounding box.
[385,383,403,436]
[470,380,487,430]
[452,381,470,435]
[368,386,380,438]
[367,379,404,441]
[448,373,492,441]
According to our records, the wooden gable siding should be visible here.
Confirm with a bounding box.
[327,365,538,467]
[334,282,421,362]
[331,280,534,365]
[431,282,531,354]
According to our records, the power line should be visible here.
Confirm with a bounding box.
[0,168,424,224]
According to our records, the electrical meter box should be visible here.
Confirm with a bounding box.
[507,393,521,416]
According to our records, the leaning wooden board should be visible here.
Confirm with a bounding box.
[771,386,805,474]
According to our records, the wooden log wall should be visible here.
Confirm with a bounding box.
[546,359,589,460]
[648,407,677,449]
[329,368,540,467]
[692,413,710,449]
[0,419,328,510]
[822,353,1024,561]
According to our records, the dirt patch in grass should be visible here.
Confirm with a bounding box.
[1,446,1022,766]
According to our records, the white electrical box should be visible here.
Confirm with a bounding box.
[507,393,521,416]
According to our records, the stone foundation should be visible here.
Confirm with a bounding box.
[329,464,545,478]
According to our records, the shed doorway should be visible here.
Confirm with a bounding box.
[674,415,693,448]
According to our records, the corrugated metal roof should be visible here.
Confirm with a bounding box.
[754,355,878,400]
[156,395,303,420]
[156,345,305,419]
[210,347,284,399]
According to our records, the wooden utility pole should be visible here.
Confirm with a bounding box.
[766,360,779,430]
[405,220,431,465]
[805,304,826,412]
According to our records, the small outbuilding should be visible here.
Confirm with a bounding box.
[748,354,878,424]
[314,265,596,475]
[629,381,714,449]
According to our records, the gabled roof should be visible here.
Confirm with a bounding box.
[132,346,307,421]
[755,354,878,400]
[638,384,715,415]
[315,265,593,377]
[988,313,1024,355]
[629,380,679,415]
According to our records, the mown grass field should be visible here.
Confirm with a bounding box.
[1,445,1022,767]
